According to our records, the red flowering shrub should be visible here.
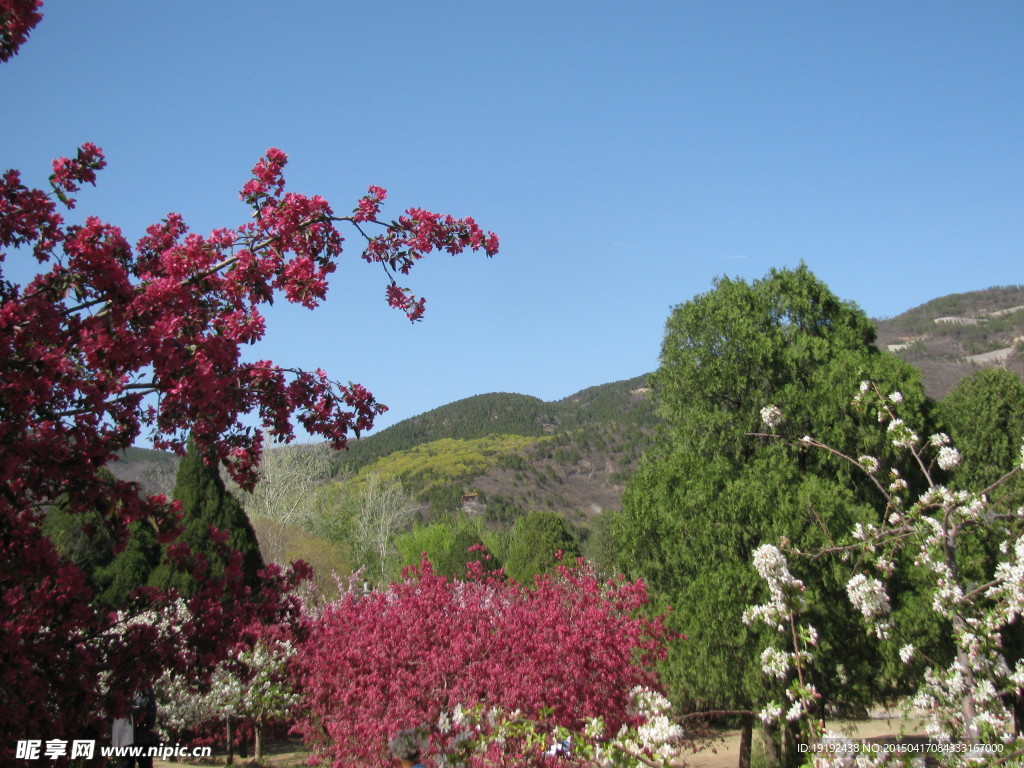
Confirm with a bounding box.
[293,559,669,768]
[0,10,497,760]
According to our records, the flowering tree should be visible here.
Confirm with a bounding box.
[748,382,1024,766]
[158,620,299,761]
[0,5,497,757]
[293,558,674,767]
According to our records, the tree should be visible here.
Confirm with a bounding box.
[504,510,580,584]
[158,619,299,762]
[395,514,500,579]
[937,367,1024,730]
[293,559,670,768]
[241,437,335,529]
[939,367,1024,508]
[149,438,265,595]
[744,381,1024,762]
[0,7,498,756]
[617,266,932,767]
[351,473,419,583]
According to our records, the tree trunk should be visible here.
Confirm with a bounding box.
[761,720,779,766]
[738,712,753,768]
[225,715,233,766]
[254,721,264,760]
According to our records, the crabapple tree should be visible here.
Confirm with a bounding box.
[293,558,673,768]
[0,5,498,758]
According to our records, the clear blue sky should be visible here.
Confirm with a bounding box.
[4,1,1022,436]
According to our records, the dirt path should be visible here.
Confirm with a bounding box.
[684,714,926,768]
[152,716,925,767]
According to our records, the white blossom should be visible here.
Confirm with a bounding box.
[887,418,918,448]
[760,647,790,679]
[937,446,961,471]
[846,573,891,620]
[858,455,879,474]
[759,703,782,725]
[760,404,783,429]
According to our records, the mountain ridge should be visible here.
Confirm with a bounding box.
[114,284,1024,520]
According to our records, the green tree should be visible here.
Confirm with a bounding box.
[617,266,933,767]
[939,367,1024,506]
[504,510,579,584]
[395,514,499,579]
[41,469,162,608]
[938,367,1024,729]
[150,438,265,595]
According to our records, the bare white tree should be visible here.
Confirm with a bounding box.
[241,438,335,529]
[352,472,417,583]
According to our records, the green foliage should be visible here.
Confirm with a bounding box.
[936,367,1024,694]
[482,493,525,525]
[150,438,265,595]
[358,435,549,499]
[394,514,500,579]
[619,265,934,727]
[504,510,580,584]
[92,521,161,607]
[417,483,465,514]
[939,367,1024,503]
[41,469,162,608]
[582,509,625,577]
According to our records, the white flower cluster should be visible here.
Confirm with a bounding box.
[625,685,673,719]
[936,445,961,471]
[886,418,919,449]
[846,574,891,620]
[760,404,783,429]
[742,544,806,629]
[760,647,790,680]
[858,455,879,475]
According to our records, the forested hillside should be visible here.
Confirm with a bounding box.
[113,286,1024,524]
[342,375,659,523]
[876,284,1024,398]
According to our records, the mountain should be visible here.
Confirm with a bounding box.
[110,285,1024,522]
[341,375,658,524]
[874,285,1024,399]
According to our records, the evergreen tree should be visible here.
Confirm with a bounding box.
[617,266,934,766]
[42,469,162,608]
[937,367,1024,729]
[504,510,579,584]
[939,367,1024,507]
[150,438,265,596]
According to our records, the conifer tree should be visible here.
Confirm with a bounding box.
[617,266,934,767]
[150,438,265,596]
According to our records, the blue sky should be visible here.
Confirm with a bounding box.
[4,2,1022,436]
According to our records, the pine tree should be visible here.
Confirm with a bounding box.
[150,438,265,596]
